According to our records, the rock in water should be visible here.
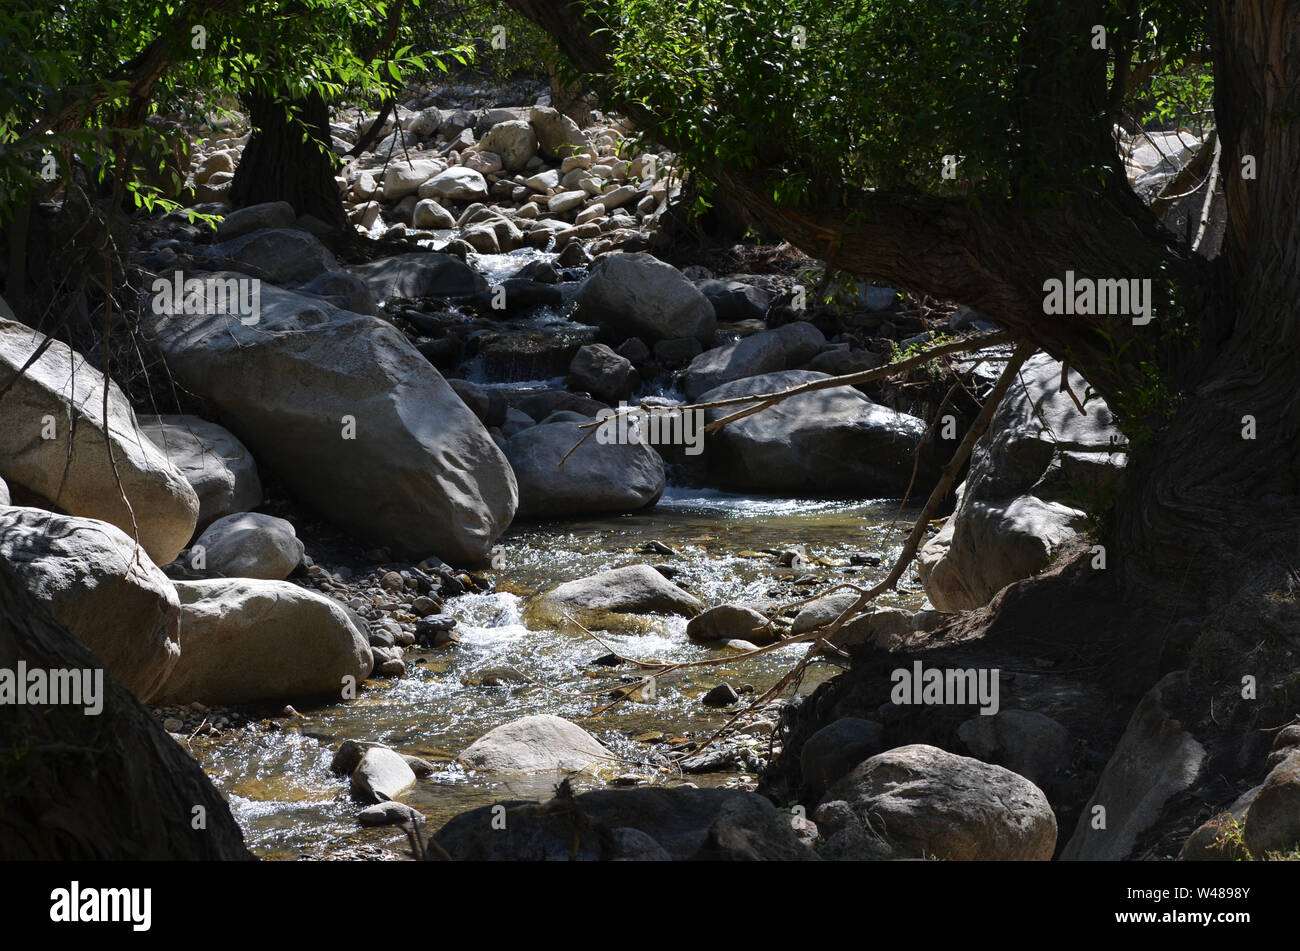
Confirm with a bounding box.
[350,747,417,803]
[0,557,251,859]
[458,713,614,773]
[138,415,263,528]
[154,578,373,705]
[575,252,716,344]
[140,280,517,563]
[525,564,703,629]
[191,512,304,580]
[505,418,664,520]
[0,507,181,702]
[0,317,199,565]
[697,370,939,496]
[818,744,1057,860]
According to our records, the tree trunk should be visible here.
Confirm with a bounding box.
[229,89,348,233]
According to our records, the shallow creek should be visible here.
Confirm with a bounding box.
[192,489,926,859]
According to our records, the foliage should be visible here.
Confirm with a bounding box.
[0,0,471,219]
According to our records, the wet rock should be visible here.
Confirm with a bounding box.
[351,746,417,803]
[358,801,424,826]
[527,564,703,628]
[505,417,664,520]
[575,252,716,344]
[694,279,774,321]
[0,507,181,702]
[702,683,740,707]
[653,336,703,368]
[349,251,487,302]
[155,578,373,705]
[457,713,614,773]
[686,604,778,646]
[819,744,1057,861]
[412,198,456,229]
[191,512,304,581]
[0,317,199,565]
[698,370,938,496]
[566,343,638,403]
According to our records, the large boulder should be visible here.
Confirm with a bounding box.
[526,563,704,629]
[505,417,665,520]
[682,322,825,400]
[956,709,1074,791]
[0,317,199,565]
[141,281,517,563]
[918,353,1127,611]
[0,557,251,860]
[434,785,815,860]
[458,714,614,773]
[529,106,587,159]
[417,166,489,202]
[575,252,716,344]
[1061,672,1205,860]
[348,252,487,302]
[138,414,262,529]
[0,507,180,702]
[191,512,304,580]
[379,158,446,200]
[215,200,296,241]
[567,343,638,403]
[1243,752,1300,857]
[478,119,538,172]
[698,370,939,496]
[199,228,339,285]
[818,744,1057,860]
[155,578,373,705]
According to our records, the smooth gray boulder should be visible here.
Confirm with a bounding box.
[478,119,538,172]
[191,512,304,580]
[215,201,296,241]
[529,106,587,159]
[155,578,373,705]
[199,228,339,284]
[458,713,614,773]
[0,317,199,565]
[575,252,716,343]
[918,353,1127,611]
[567,343,638,403]
[350,746,417,803]
[138,415,263,529]
[1061,672,1205,860]
[683,322,824,400]
[505,417,665,520]
[818,744,1057,861]
[141,281,517,563]
[698,370,939,496]
[957,709,1073,790]
[526,564,703,629]
[348,252,487,302]
[0,507,180,702]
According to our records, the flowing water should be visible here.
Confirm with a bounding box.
[191,488,927,859]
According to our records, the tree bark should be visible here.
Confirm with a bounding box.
[229,89,348,232]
